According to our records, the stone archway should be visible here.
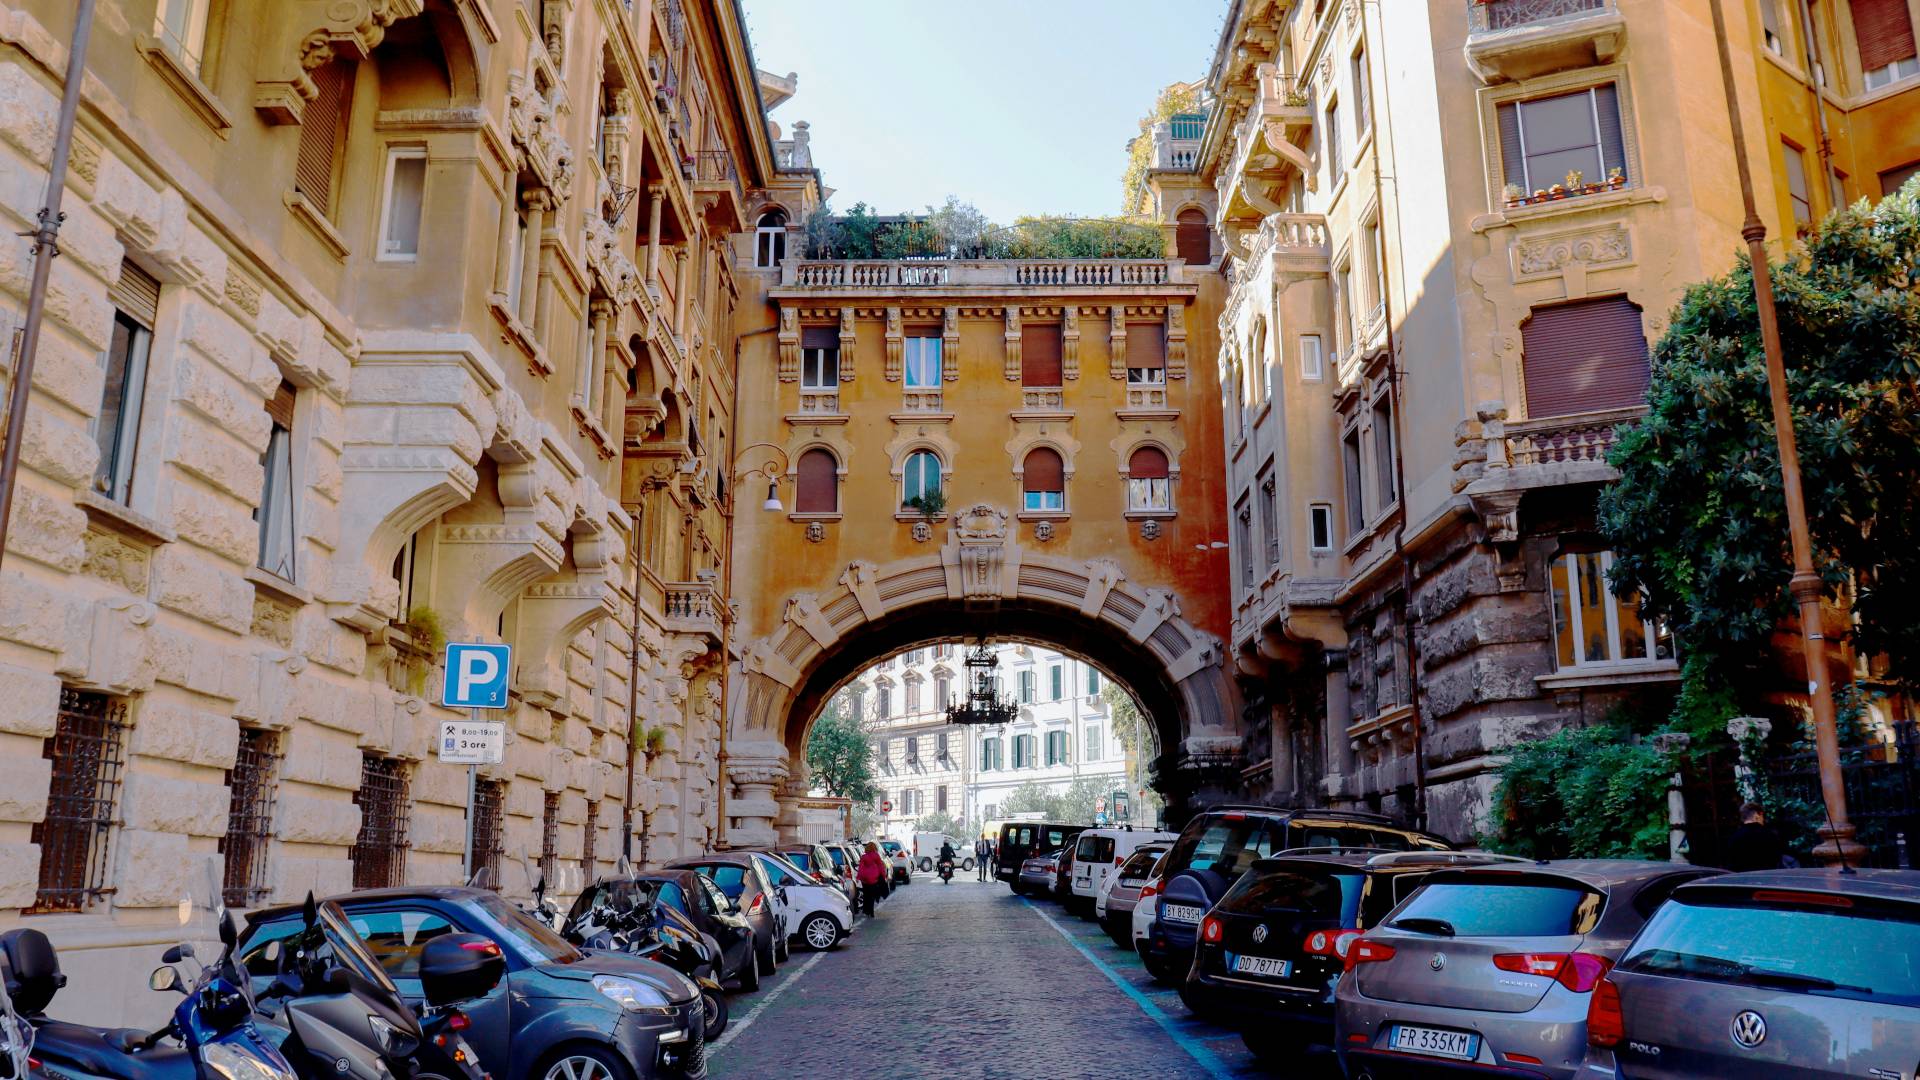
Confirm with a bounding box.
[723,504,1238,846]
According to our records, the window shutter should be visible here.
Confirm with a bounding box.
[110,260,161,327]
[1853,0,1918,71]
[795,448,837,513]
[1594,84,1626,181]
[296,61,352,217]
[1520,296,1650,417]
[265,380,297,430]
[801,325,838,349]
[1022,447,1063,493]
[1129,446,1170,479]
[1175,209,1210,265]
[1129,322,1166,369]
[1021,323,1062,386]
[1496,102,1526,191]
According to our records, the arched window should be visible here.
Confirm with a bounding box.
[902,449,942,506]
[1128,446,1171,511]
[1176,208,1210,266]
[795,448,838,514]
[1022,447,1065,512]
[756,209,788,268]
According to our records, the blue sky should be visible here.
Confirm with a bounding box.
[740,1,1226,223]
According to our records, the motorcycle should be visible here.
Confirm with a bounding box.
[563,886,730,1037]
[0,922,31,1080]
[937,857,956,884]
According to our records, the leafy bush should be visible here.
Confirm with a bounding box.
[1484,725,1676,859]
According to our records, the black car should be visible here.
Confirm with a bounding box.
[1141,807,1450,983]
[573,871,760,992]
[998,821,1088,892]
[668,854,787,968]
[1184,850,1519,1061]
[238,887,707,1080]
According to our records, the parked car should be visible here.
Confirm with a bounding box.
[568,871,761,993]
[1132,865,1166,953]
[1591,867,1920,1079]
[1335,859,1719,1079]
[997,822,1088,891]
[1054,841,1077,898]
[748,851,853,951]
[1184,850,1526,1061]
[236,886,708,1080]
[1072,828,1177,918]
[1018,850,1063,897]
[668,853,788,969]
[1142,807,1449,982]
[879,840,912,885]
[777,843,857,910]
[1098,843,1172,947]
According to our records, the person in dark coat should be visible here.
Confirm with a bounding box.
[1724,802,1787,872]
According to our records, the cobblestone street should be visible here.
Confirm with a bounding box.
[706,875,1317,1080]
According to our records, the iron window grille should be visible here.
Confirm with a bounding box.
[221,727,282,908]
[471,779,505,888]
[540,790,560,885]
[583,799,598,876]
[351,754,410,890]
[30,690,130,913]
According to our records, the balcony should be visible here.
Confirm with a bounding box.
[691,149,746,231]
[1242,212,1330,276]
[1464,0,1626,84]
[900,388,944,413]
[798,389,841,415]
[1217,64,1314,223]
[662,579,723,642]
[1149,111,1208,172]
[772,258,1187,299]
[1465,405,1642,539]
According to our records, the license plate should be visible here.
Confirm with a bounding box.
[1389,1025,1478,1060]
[1162,903,1203,924]
[1229,953,1291,978]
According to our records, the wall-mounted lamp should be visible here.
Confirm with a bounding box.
[733,442,793,513]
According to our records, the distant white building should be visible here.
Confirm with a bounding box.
[835,644,1132,840]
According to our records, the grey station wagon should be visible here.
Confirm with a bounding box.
[1591,867,1920,1079]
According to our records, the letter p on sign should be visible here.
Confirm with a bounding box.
[442,642,512,710]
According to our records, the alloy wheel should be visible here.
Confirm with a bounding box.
[802,914,839,950]
[543,1056,614,1080]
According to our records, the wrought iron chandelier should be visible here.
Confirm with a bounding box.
[944,642,1018,726]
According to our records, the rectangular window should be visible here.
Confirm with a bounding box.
[352,754,409,890]
[937,785,948,812]
[1855,0,1920,87]
[1372,396,1396,511]
[153,0,211,73]
[470,779,504,887]
[1351,46,1372,137]
[1364,221,1385,323]
[937,731,949,760]
[1309,504,1334,552]
[1299,334,1324,381]
[1023,489,1065,512]
[295,60,353,219]
[257,380,298,581]
[1337,264,1355,355]
[1326,98,1343,188]
[1012,734,1032,769]
[906,735,919,765]
[1760,0,1785,53]
[1021,323,1064,387]
[1087,668,1101,695]
[1018,670,1034,704]
[904,336,942,387]
[1547,550,1675,669]
[1521,296,1650,417]
[505,205,527,309]
[982,737,1003,771]
[582,799,598,874]
[1128,322,1167,385]
[1497,85,1628,195]
[1236,497,1255,588]
[1049,664,1063,701]
[801,326,840,388]
[96,262,158,504]
[220,727,281,909]
[1830,168,1849,212]
[30,689,130,913]
[1045,730,1068,766]
[935,675,950,709]
[1342,428,1365,537]
[1783,138,1813,228]
[1260,475,1281,567]
[540,790,560,885]
[1084,726,1101,762]
[878,686,891,718]
[378,147,427,259]
[906,681,921,714]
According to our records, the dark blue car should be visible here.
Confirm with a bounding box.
[238,887,706,1080]
[1140,807,1449,985]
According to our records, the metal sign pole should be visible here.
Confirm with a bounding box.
[463,705,479,880]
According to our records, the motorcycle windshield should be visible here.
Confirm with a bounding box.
[315,903,407,1001]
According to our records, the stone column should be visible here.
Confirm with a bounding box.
[583,300,611,406]
[518,191,548,327]
[646,188,664,282]
[1324,648,1354,794]
[674,246,690,338]
[492,182,519,297]
[1653,732,1692,862]
[1726,716,1773,802]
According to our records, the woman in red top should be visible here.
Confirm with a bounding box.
[856,842,887,916]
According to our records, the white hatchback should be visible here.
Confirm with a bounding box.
[750,850,853,950]
[1069,828,1177,911]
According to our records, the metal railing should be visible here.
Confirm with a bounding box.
[29,690,129,913]
[1468,0,1611,34]
[351,754,411,890]
[221,727,282,908]
[471,779,506,889]
[692,149,743,208]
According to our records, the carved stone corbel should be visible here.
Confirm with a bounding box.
[942,307,961,382]
[838,307,857,382]
[776,307,799,382]
[1166,304,1188,379]
[1062,307,1080,381]
[1109,309,1128,380]
[883,307,903,382]
[1003,308,1022,381]
[254,0,425,125]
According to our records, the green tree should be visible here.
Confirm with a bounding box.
[1598,178,1920,731]
[805,703,879,805]
[1001,781,1056,817]
[1121,82,1199,215]
[913,810,972,839]
[1052,777,1108,824]
[1483,724,1676,859]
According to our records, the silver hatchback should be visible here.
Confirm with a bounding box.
[1334,860,1717,1079]
[1590,867,1920,1078]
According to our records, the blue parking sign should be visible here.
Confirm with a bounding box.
[442,642,512,709]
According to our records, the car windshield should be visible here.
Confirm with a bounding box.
[472,891,583,964]
[1220,868,1362,922]
[1118,848,1166,879]
[1076,835,1116,863]
[1619,890,1920,1006]
[827,848,850,871]
[785,851,814,870]
[692,864,750,900]
[1389,878,1604,938]
[1165,816,1284,878]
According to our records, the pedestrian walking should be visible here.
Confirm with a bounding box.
[974,836,991,880]
[1724,801,1788,872]
[857,841,887,917]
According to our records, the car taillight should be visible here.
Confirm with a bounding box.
[1200,916,1224,943]
[447,1011,470,1032]
[1344,938,1396,973]
[748,894,765,916]
[1302,928,1362,959]
[1491,952,1612,993]
[1139,879,1163,898]
[1587,976,1625,1048]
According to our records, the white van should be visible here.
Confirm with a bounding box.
[1067,827,1177,913]
[911,832,973,872]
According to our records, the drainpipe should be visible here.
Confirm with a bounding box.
[623,524,643,861]
[0,0,97,575]
[1365,0,1429,831]
[1799,0,1840,203]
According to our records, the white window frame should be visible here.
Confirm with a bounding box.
[1548,550,1673,670]
[903,449,943,505]
[1864,56,1920,91]
[153,0,212,74]
[1308,503,1334,553]
[1127,475,1171,512]
[801,346,839,389]
[904,336,942,387]
[376,146,428,262]
[95,310,154,505]
[1299,333,1325,381]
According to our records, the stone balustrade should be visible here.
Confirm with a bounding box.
[1467,0,1612,34]
[1498,406,1640,467]
[797,389,840,414]
[900,389,944,412]
[782,259,1179,290]
[663,579,722,640]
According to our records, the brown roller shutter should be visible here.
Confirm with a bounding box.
[1176,208,1210,265]
[801,325,839,349]
[1497,102,1525,192]
[1129,446,1170,479]
[795,448,837,513]
[1853,0,1918,71]
[110,260,160,327]
[1022,323,1062,386]
[265,380,297,429]
[296,61,352,217]
[1129,322,1166,369]
[1023,447,1064,493]
[1520,296,1649,417]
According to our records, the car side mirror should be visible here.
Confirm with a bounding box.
[149,966,182,994]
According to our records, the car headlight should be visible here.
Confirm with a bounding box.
[592,974,674,1014]
[203,1039,293,1080]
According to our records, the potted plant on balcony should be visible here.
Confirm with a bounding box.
[1608,165,1627,190]
[902,489,947,543]
[1503,182,1526,208]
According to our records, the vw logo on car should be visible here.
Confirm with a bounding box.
[1730,1010,1768,1049]
[1250,924,1268,943]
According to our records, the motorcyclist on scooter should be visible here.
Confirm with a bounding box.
[937,841,958,883]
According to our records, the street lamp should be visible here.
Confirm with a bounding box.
[732,443,791,514]
[1706,0,1861,866]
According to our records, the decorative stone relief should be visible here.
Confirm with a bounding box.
[805,521,825,543]
[1061,307,1080,381]
[838,307,857,382]
[253,0,426,125]
[1109,309,1128,379]
[1512,225,1632,282]
[911,520,932,543]
[943,308,961,382]
[1033,520,1054,543]
[1166,304,1188,379]
[1141,519,1161,541]
[947,504,1011,600]
[883,307,903,382]
[776,307,799,382]
[1002,308,1022,381]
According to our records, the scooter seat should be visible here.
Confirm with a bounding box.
[31,1019,195,1080]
